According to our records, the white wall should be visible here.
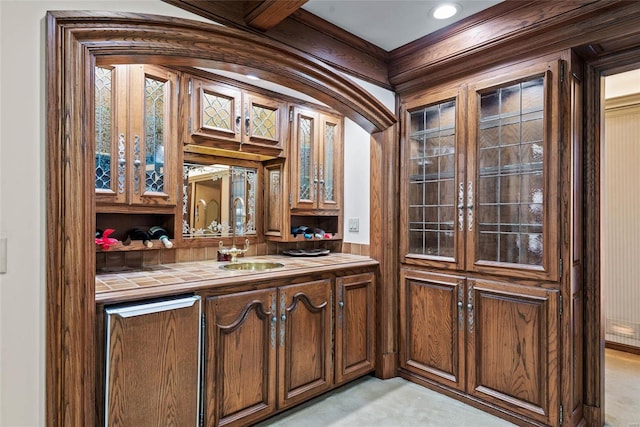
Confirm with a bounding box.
[0,2,394,425]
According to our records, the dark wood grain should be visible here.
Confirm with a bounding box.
[244,1,308,31]
[206,290,277,427]
[163,0,390,88]
[278,279,332,409]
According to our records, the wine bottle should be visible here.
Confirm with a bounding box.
[128,228,153,248]
[148,226,173,248]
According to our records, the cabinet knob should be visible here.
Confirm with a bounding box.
[457,301,463,308]
[272,316,277,323]
[281,314,286,322]
[339,301,344,308]
[467,303,473,310]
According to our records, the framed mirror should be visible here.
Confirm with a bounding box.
[182,163,257,238]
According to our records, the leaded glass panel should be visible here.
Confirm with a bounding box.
[95,66,112,190]
[476,77,544,266]
[323,122,336,203]
[144,76,165,193]
[251,105,277,139]
[202,92,233,131]
[408,100,456,257]
[298,117,313,201]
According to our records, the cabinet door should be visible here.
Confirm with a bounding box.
[244,92,285,149]
[466,279,559,426]
[128,65,178,205]
[278,279,333,408]
[401,89,465,270]
[191,78,242,145]
[205,289,277,427]
[399,269,466,392]
[466,61,560,280]
[95,65,127,205]
[318,112,342,211]
[290,106,320,210]
[335,273,376,385]
[264,160,288,239]
[104,296,201,427]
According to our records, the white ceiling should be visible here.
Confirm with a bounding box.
[302,0,504,51]
[605,69,640,99]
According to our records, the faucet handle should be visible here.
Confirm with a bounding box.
[244,239,250,251]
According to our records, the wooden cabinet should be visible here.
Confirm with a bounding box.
[204,279,333,426]
[94,64,178,207]
[401,60,560,281]
[205,289,277,427]
[290,106,343,213]
[335,272,376,385]
[399,58,565,426]
[103,295,201,426]
[187,76,286,154]
[399,270,559,425]
[278,279,333,408]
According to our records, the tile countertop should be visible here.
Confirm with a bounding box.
[96,253,378,304]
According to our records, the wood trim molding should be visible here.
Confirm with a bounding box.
[46,11,396,426]
[389,0,640,94]
[243,0,308,31]
[162,0,391,88]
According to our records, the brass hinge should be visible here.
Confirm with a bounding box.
[188,78,193,96]
[289,192,292,206]
[560,61,565,84]
[289,108,294,122]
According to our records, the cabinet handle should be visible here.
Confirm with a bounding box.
[245,116,250,136]
[457,181,464,232]
[117,133,126,195]
[106,295,199,318]
[458,283,464,329]
[467,181,474,232]
[236,115,241,133]
[467,284,474,334]
[133,135,141,194]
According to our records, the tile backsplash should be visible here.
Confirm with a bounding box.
[96,240,368,272]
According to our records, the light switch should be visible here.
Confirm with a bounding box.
[348,218,359,232]
[0,238,6,274]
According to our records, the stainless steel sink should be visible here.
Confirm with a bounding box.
[220,261,285,271]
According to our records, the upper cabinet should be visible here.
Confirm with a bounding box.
[290,106,343,213]
[402,60,560,281]
[187,77,287,155]
[94,64,178,207]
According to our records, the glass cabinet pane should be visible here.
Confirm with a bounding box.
[202,91,233,131]
[323,122,336,203]
[476,77,544,266]
[408,100,456,258]
[95,66,114,192]
[298,116,313,202]
[251,104,277,140]
[144,75,166,194]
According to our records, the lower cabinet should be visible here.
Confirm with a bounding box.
[335,272,376,385]
[204,278,334,427]
[400,269,559,426]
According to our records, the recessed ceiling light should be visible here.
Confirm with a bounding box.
[432,3,461,20]
[246,74,260,81]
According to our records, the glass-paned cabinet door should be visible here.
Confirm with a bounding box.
[94,65,127,204]
[245,93,284,149]
[466,62,560,280]
[192,78,242,144]
[290,106,319,209]
[129,65,177,205]
[319,113,342,210]
[402,90,464,269]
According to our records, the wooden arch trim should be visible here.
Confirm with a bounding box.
[46,11,396,426]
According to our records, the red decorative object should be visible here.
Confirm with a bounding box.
[95,228,119,250]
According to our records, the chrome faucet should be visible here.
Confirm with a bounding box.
[219,196,249,263]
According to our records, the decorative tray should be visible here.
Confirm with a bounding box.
[282,249,330,257]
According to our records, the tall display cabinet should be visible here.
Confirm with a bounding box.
[398,52,583,426]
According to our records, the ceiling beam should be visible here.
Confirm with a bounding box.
[244,0,308,31]
[162,0,391,89]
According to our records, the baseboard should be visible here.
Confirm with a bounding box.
[605,340,640,355]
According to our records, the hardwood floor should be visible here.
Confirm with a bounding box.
[254,349,640,426]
